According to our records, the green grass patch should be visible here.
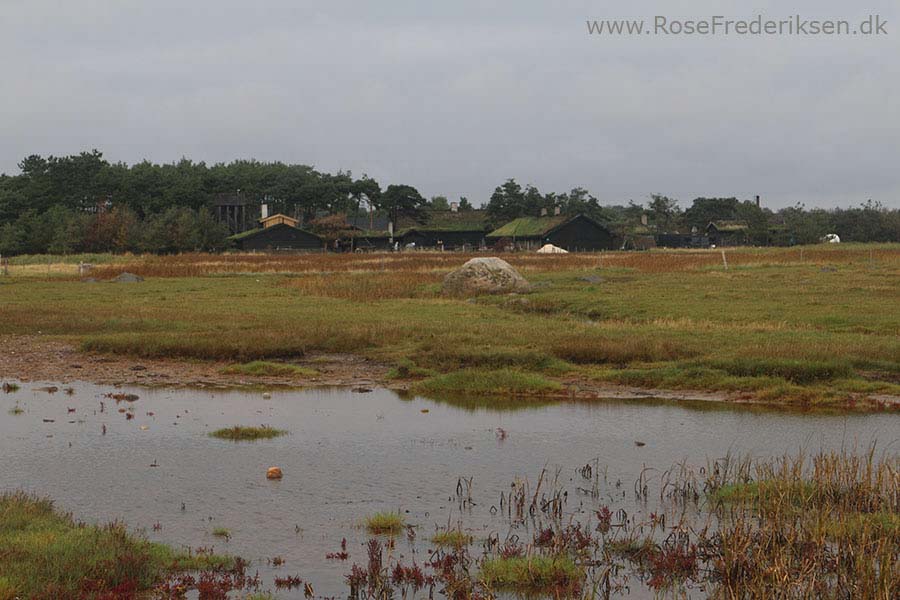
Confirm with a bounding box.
[81,332,313,361]
[430,529,472,547]
[604,537,655,560]
[480,555,584,592]
[7,253,125,266]
[386,359,438,380]
[414,347,571,374]
[364,512,404,535]
[699,358,854,384]
[413,368,563,397]
[826,511,900,540]
[709,481,815,505]
[221,360,317,377]
[0,491,234,598]
[208,425,287,441]
[211,527,231,538]
[553,336,697,365]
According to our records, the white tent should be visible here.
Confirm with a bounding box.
[537,243,568,254]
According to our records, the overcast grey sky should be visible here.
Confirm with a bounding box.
[1,0,898,209]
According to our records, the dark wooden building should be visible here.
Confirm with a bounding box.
[400,228,486,250]
[228,213,323,251]
[343,230,394,252]
[396,209,490,250]
[487,214,618,251]
[621,225,657,251]
[655,233,710,248]
[706,221,750,246]
[336,209,490,251]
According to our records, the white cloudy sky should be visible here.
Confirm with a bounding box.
[1,0,898,208]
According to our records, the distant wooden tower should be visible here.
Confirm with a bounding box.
[213,192,259,234]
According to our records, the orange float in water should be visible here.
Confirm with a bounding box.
[266,467,283,480]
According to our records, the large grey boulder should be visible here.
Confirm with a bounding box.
[442,257,531,296]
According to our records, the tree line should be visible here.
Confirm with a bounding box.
[485,181,900,245]
[0,151,897,255]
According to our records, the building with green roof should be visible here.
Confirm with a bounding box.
[487,214,618,251]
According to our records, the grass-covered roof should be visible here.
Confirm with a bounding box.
[486,215,568,238]
[708,220,749,232]
[396,209,489,232]
[227,228,264,241]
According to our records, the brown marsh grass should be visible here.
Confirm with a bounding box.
[339,449,897,598]
[77,244,900,279]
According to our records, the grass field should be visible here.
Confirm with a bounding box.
[0,492,234,598]
[1,245,898,408]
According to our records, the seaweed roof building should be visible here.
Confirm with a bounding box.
[706,221,750,246]
[396,209,490,249]
[487,214,618,251]
[228,214,322,251]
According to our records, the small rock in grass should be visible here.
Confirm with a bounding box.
[112,272,144,283]
[579,275,604,284]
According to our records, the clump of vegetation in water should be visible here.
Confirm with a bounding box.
[430,529,472,547]
[212,527,231,539]
[480,555,584,592]
[209,425,286,441]
[413,368,562,396]
[364,512,404,535]
[1,382,19,393]
[221,360,317,377]
[0,491,237,598]
[7,403,23,415]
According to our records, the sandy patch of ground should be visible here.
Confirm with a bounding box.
[0,335,388,389]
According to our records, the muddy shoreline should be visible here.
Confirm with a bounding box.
[1,334,896,410]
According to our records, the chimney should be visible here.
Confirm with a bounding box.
[755,195,760,208]
[540,207,548,217]
[261,203,269,219]
[554,206,561,216]
[450,201,459,212]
